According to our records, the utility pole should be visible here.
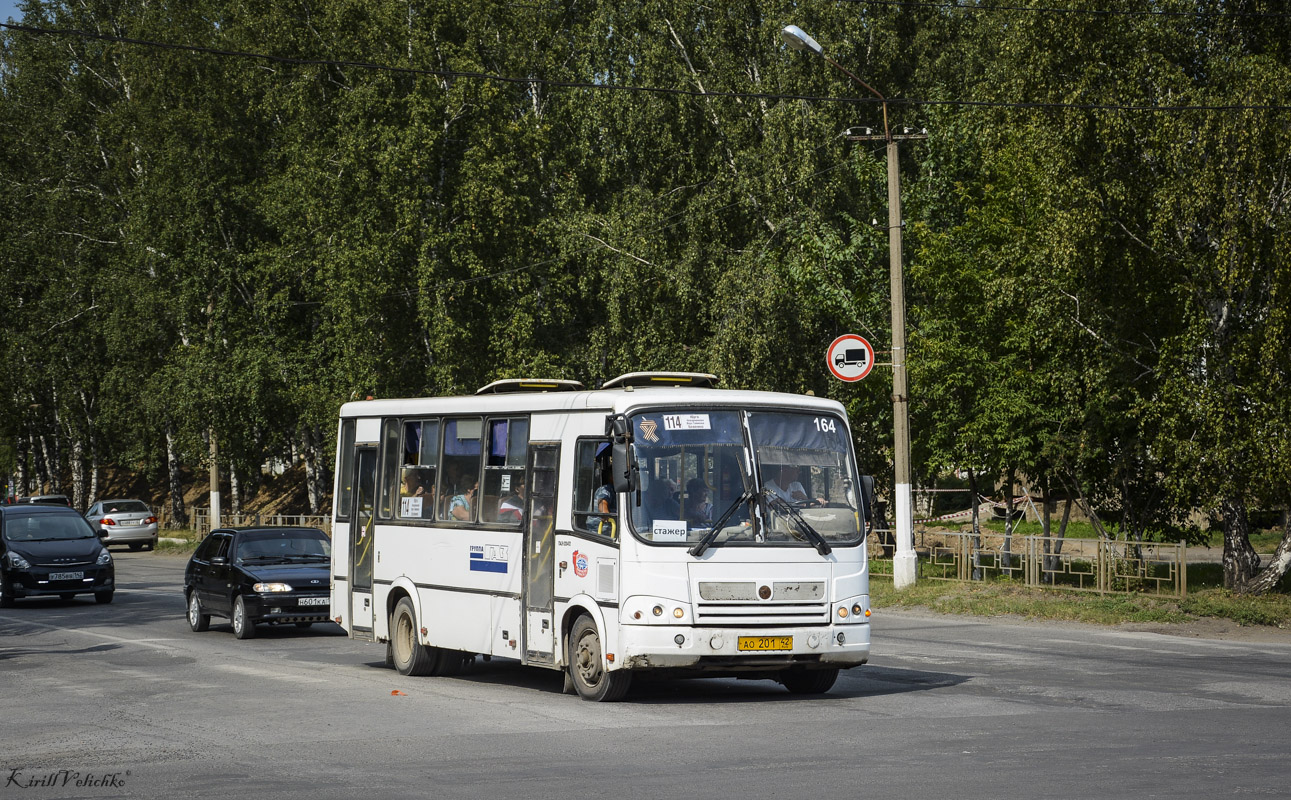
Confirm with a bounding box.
[849,126,926,588]
[781,25,927,588]
[208,428,221,532]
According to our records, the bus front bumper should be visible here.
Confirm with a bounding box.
[616,622,870,671]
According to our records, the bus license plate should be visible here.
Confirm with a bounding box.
[298,597,328,606]
[49,571,84,581]
[737,636,793,651]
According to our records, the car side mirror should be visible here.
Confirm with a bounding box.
[96,528,109,540]
[211,556,228,566]
[611,443,638,493]
[859,475,876,522]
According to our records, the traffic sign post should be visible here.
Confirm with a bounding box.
[826,334,875,382]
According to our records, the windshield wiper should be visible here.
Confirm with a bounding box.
[688,489,755,558]
[761,489,833,556]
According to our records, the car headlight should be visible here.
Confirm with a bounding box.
[97,548,112,566]
[253,582,292,592]
[7,552,31,569]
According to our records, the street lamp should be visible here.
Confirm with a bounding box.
[782,24,916,589]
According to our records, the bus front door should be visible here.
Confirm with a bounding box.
[522,444,559,666]
[349,446,378,640]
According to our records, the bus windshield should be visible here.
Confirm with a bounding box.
[627,408,864,548]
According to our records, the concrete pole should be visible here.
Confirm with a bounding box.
[887,139,917,588]
[208,428,221,532]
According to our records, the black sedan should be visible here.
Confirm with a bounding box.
[184,526,331,639]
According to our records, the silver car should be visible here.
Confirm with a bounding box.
[85,500,159,551]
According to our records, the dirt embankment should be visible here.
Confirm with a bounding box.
[93,462,327,525]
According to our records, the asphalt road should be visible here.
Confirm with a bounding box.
[3,551,1290,800]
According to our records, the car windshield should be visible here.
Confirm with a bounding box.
[3,512,96,542]
[626,408,864,549]
[103,501,149,514]
[234,531,331,564]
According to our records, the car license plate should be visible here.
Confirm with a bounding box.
[49,571,84,581]
[737,636,793,651]
[298,597,328,606]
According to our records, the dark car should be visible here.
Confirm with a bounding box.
[0,504,115,606]
[10,494,73,506]
[184,526,332,639]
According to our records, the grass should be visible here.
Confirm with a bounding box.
[870,574,1291,630]
[154,528,203,554]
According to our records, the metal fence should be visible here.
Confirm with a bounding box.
[191,509,331,536]
[870,530,1187,598]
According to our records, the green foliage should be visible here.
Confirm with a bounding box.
[0,0,1288,574]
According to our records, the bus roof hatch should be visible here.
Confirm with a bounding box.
[600,372,720,390]
[475,379,586,395]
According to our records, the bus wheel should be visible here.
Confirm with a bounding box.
[432,649,467,677]
[391,597,438,676]
[780,667,839,695]
[568,615,632,702]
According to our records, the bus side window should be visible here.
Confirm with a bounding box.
[573,439,616,540]
[398,420,439,521]
[440,418,482,523]
[335,419,356,522]
[482,417,529,525]
[377,419,401,520]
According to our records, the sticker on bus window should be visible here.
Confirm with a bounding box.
[662,414,710,431]
[401,497,423,517]
[501,473,511,492]
[652,520,688,541]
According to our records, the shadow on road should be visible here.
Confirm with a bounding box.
[362,655,968,704]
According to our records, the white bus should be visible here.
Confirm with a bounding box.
[329,372,874,701]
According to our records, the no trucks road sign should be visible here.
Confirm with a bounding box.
[827,334,875,382]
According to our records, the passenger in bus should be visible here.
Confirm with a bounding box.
[643,477,680,523]
[401,470,436,518]
[401,470,426,499]
[449,481,477,521]
[498,483,525,524]
[684,478,712,529]
[588,444,617,536]
[765,465,824,506]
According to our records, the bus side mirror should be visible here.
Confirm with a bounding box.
[860,475,876,522]
[612,443,637,493]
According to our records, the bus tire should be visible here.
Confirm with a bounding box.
[780,667,839,695]
[432,649,467,677]
[391,597,438,676]
[568,614,632,702]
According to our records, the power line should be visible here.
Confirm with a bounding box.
[3,21,1290,113]
[836,0,1291,18]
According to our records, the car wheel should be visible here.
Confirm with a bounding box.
[94,590,114,605]
[568,614,632,702]
[1,576,16,608]
[390,596,438,676]
[187,591,210,632]
[144,541,155,552]
[232,596,256,639]
[779,667,839,695]
[128,543,144,552]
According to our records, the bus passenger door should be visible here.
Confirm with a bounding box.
[522,444,559,666]
[349,446,378,640]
